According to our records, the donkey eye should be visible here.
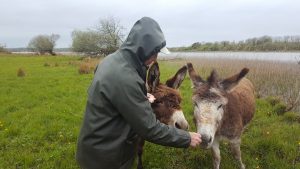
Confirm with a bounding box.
[217,104,223,110]
[155,100,163,104]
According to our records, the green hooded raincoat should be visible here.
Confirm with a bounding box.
[76,17,191,169]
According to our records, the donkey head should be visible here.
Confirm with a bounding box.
[147,62,189,130]
[187,63,249,148]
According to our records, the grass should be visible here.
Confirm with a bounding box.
[0,54,299,169]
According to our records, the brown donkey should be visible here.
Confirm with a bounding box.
[187,63,255,169]
[137,62,189,169]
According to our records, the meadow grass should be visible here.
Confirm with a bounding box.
[0,54,299,169]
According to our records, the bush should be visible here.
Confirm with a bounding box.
[27,34,60,55]
[78,63,95,74]
[266,96,281,106]
[17,68,26,77]
[283,112,300,123]
[0,44,10,54]
[265,96,288,115]
[44,62,51,67]
[272,103,287,115]
[0,45,6,52]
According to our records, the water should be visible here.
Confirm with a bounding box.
[159,52,300,62]
[12,51,300,62]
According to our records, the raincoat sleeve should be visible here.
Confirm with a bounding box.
[109,72,191,148]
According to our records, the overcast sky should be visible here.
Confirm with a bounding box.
[1,0,300,48]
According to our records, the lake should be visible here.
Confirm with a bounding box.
[12,51,300,63]
[159,52,300,62]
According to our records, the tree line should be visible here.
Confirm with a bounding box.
[173,35,300,52]
[8,17,125,56]
[2,18,300,55]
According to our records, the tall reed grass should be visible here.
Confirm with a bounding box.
[159,57,300,113]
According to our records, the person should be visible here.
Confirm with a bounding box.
[76,17,201,169]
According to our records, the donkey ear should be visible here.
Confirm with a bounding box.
[207,69,218,87]
[220,68,249,91]
[166,65,187,89]
[147,62,160,93]
[187,63,204,88]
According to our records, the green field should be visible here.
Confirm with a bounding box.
[0,54,299,169]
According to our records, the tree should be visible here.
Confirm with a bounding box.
[71,30,103,55]
[95,16,125,54]
[0,43,6,53]
[27,34,60,55]
[191,42,201,49]
[72,16,125,56]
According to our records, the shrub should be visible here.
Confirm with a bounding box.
[0,44,8,53]
[17,68,26,77]
[265,96,288,115]
[266,94,300,114]
[266,96,281,106]
[44,63,50,67]
[272,103,287,115]
[78,63,94,74]
[27,34,59,55]
[283,112,300,123]
[55,63,59,67]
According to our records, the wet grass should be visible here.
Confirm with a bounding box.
[0,54,299,169]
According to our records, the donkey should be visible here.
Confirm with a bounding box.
[137,62,189,169]
[187,63,255,169]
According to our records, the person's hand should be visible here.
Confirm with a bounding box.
[189,132,201,148]
[147,93,156,103]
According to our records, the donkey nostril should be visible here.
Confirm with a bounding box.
[208,136,212,143]
[202,134,213,145]
[175,122,181,129]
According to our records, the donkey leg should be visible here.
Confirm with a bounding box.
[137,139,145,169]
[211,140,221,169]
[229,139,245,169]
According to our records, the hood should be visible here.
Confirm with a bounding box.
[120,17,167,63]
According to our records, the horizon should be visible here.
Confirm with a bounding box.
[4,34,300,49]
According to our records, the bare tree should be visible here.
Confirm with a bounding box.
[285,91,300,112]
[28,34,60,55]
[95,16,125,55]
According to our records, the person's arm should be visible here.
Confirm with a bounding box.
[110,75,191,148]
